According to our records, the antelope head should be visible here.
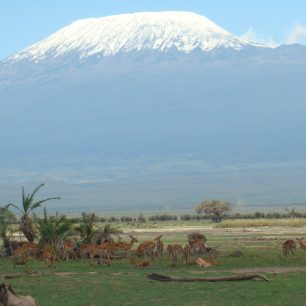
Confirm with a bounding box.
[129,236,139,243]
[154,235,163,241]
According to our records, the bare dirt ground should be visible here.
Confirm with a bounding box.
[128,225,306,238]
[188,267,306,275]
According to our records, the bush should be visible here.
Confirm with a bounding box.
[120,216,133,222]
[180,214,192,221]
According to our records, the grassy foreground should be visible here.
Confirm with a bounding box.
[2,224,306,306]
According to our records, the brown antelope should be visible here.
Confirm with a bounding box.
[166,244,176,265]
[0,283,37,306]
[11,248,29,270]
[296,237,306,251]
[183,244,192,264]
[92,244,111,266]
[194,255,215,268]
[11,242,39,268]
[41,246,56,268]
[115,236,139,254]
[78,243,109,265]
[154,235,164,257]
[130,257,150,268]
[135,240,156,258]
[57,241,76,261]
[78,243,96,264]
[19,243,40,259]
[173,244,185,261]
[282,239,296,257]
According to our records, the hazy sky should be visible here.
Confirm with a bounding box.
[1,0,306,60]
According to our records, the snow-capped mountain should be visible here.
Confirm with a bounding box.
[7,11,250,64]
[1,12,306,211]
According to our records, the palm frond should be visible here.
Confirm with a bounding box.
[28,197,61,213]
[28,183,45,203]
[5,203,23,214]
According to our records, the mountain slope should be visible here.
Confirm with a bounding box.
[1,12,306,211]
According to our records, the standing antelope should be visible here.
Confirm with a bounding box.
[183,245,192,264]
[296,237,306,252]
[41,246,57,268]
[92,244,111,266]
[282,239,296,257]
[154,235,164,257]
[135,240,156,258]
[57,241,76,261]
[166,244,177,266]
[115,236,139,254]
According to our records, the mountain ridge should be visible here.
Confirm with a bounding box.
[5,11,255,64]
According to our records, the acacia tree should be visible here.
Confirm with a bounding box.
[195,199,232,222]
[8,183,61,242]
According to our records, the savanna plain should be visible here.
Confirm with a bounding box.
[2,220,306,306]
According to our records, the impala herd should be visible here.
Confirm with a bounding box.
[9,232,214,270]
[9,232,306,272]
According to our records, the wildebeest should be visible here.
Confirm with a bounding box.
[0,283,37,306]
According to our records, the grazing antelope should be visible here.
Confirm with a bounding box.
[0,283,37,306]
[296,237,306,252]
[282,239,296,257]
[154,235,164,257]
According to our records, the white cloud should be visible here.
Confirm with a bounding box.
[286,24,306,45]
[240,28,278,48]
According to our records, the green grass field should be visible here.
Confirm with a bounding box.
[2,223,306,306]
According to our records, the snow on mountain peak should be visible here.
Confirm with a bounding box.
[9,11,249,63]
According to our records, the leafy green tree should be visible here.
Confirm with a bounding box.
[8,183,61,242]
[195,199,232,222]
[34,207,71,247]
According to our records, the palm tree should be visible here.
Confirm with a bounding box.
[34,207,71,247]
[0,205,17,256]
[8,183,61,242]
[75,212,98,244]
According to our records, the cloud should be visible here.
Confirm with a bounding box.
[286,24,306,45]
[240,28,278,48]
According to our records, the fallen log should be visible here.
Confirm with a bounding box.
[147,273,269,282]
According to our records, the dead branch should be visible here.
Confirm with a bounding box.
[147,273,269,282]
